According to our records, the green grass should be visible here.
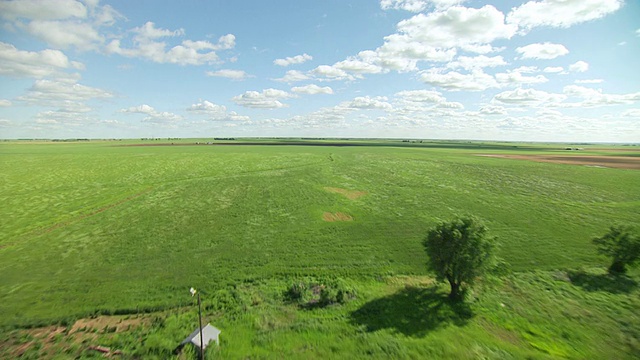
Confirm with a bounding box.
[0,139,639,358]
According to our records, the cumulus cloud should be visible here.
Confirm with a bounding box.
[348,96,393,110]
[0,0,88,21]
[291,84,333,95]
[311,65,354,81]
[16,78,113,125]
[569,60,589,72]
[273,53,312,66]
[0,99,12,107]
[446,55,507,70]
[24,20,104,50]
[507,0,622,31]
[205,69,251,80]
[420,69,499,91]
[622,109,640,117]
[1,1,124,52]
[0,41,81,78]
[395,89,446,103]
[121,104,183,123]
[187,100,249,121]
[394,6,516,49]
[543,66,564,73]
[19,79,112,106]
[495,69,548,85]
[493,88,566,105]
[272,70,311,83]
[515,42,569,60]
[575,79,603,84]
[562,85,640,107]
[232,89,294,109]
[380,0,466,12]
[106,22,235,65]
[479,105,507,115]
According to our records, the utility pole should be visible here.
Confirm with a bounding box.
[191,287,204,360]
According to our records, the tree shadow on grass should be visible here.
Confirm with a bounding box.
[568,270,638,294]
[350,286,473,337]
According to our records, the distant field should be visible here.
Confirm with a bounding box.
[1,139,639,358]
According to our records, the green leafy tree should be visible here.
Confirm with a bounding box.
[423,217,496,300]
[593,225,640,275]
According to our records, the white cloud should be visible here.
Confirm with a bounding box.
[17,78,112,125]
[380,0,466,12]
[507,0,622,31]
[232,88,294,109]
[122,104,155,114]
[274,53,312,66]
[395,89,446,103]
[495,69,548,85]
[394,6,517,49]
[106,22,235,65]
[311,65,354,81]
[636,29,640,37]
[562,85,640,107]
[121,104,183,123]
[480,105,507,115]
[0,42,80,78]
[205,69,251,80]
[187,100,249,121]
[575,79,603,84]
[334,56,385,75]
[291,84,333,95]
[0,99,12,107]
[543,66,564,73]
[446,55,507,70]
[25,20,104,50]
[515,42,569,60]
[20,79,113,106]
[420,69,499,91]
[0,0,87,21]
[273,70,311,83]
[622,109,640,117]
[348,96,393,110]
[493,88,566,105]
[569,60,589,72]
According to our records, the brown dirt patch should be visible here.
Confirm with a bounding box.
[476,154,640,170]
[324,187,367,200]
[69,315,147,334]
[322,212,353,222]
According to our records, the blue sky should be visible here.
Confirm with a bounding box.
[0,0,639,141]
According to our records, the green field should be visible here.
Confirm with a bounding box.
[1,140,639,359]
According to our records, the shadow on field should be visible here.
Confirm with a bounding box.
[568,270,638,294]
[350,286,472,337]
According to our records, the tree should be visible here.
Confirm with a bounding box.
[592,225,640,275]
[423,217,496,300]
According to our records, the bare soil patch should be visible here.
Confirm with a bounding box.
[477,154,640,170]
[322,212,353,222]
[324,187,367,200]
[69,315,148,334]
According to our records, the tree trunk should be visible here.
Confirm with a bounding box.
[448,280,461,300]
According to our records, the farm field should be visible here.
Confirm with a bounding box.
[1,139,639,359]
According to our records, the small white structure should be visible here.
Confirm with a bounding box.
[180,323,221,350]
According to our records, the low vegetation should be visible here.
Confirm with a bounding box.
[1,139,639,358]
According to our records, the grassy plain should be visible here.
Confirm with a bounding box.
[0,139,638,359]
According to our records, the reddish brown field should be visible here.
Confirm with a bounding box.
[477,154,640,170]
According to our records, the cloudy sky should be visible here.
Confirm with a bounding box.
[0,0,639,141]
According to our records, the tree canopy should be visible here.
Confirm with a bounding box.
[423,217,496,300]
[592,225,640,275]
